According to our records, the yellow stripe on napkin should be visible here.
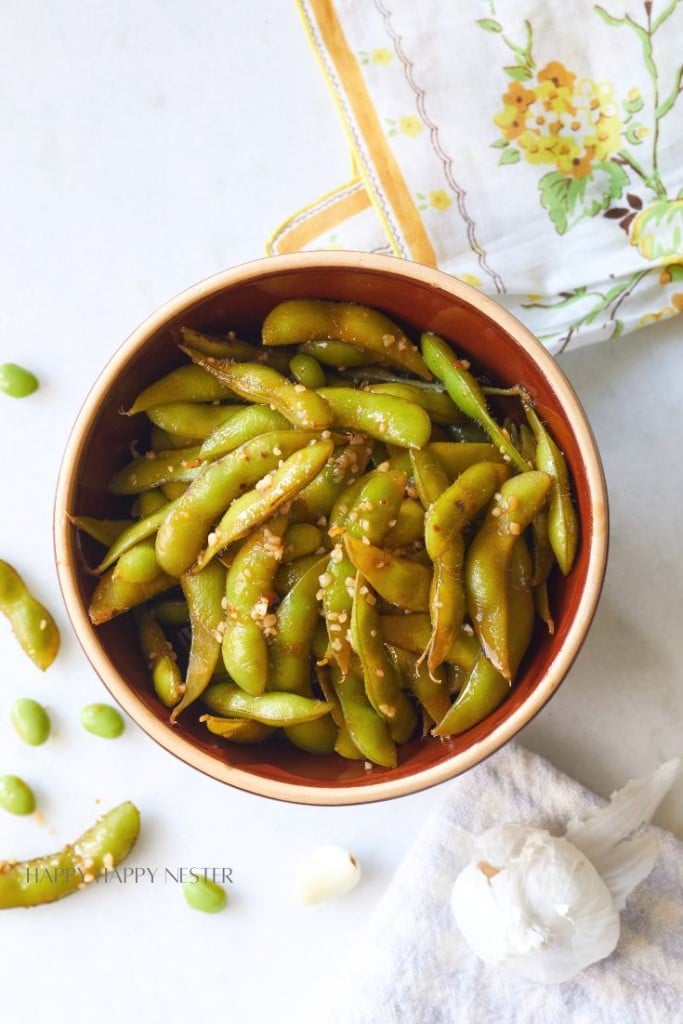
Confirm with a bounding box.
[297,0,437,267]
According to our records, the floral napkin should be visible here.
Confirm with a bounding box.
[269,0,683,353]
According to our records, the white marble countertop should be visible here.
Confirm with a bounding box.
[1,4,681,1022]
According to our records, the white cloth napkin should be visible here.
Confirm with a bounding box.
[325,743,683,1024]
[271,0,683,354]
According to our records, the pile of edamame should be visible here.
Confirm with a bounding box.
[75,299,578,768]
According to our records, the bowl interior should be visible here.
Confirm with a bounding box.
[56,254,607,803]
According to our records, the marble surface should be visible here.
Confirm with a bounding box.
[0,4,680,1022]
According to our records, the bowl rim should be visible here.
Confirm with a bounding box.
[53,250,608,806]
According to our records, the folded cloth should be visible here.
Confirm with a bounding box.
[270,0,683,354]
[325,743,683,1024]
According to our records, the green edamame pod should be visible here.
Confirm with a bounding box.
[421,334,528,473]
[180,346,332,430]
[269,555,328,695]
[524,403,579,576]
[285,717,338,754]
[135,608,184,708]
[146,402,242,441]
[351,573,402,721]
[96,499,178,573]
[127,364,236,414]
[89,567,175,625]
[0,560,60,670]
[109,446,203,495]
[367,382,464,425]
[262,299,432,380]
[0,802,140,908]
[202,683,333,726]
[426,442,505,478]
[432,652,510,737]
[179,325,256,361]
[409,448,450,508]
[200,715,274,743]
[156,431,318,578]
[299,339,376,368]
[222,516,288,697]
[465,472,550,678]
[343,535,432,611]
[69,516,133,548]
[197,439,334,566]
[322,469,407,675]
[330,663,397,768]
[382,499,425,548]
[171,560,227,720]
[316,387,432,449]
[198,405,290,461]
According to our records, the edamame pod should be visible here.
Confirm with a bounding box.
[127,364,236,413]
[0,802,140,909]
[172,561,227,719]
[202,683,333,726]
[0,560,60,670]
[343,535,432,611]
[316,387,432,449]
[262,299,432,380]
[180,346,333,430]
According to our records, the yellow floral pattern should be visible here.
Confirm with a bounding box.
[494,63,621,178]
[478,3,683,348]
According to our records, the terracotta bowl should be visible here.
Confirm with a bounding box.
[54,252,608,805]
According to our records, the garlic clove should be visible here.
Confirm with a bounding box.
[451,824,620,984]
[295,845,361,905]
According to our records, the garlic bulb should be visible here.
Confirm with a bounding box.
[295,845,361,905]
[451,758,679,984]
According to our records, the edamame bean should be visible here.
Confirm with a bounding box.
[81,703,125,739]
[0,775,36,815]
[182,876,228,913]
[0,363,39,398]
[10,698,51,746]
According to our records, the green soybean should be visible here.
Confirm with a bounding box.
[0,363,39,398]
[182,876,228,914]
[10,698,51,746]
[0,774,36,815]
[81,703,125,739]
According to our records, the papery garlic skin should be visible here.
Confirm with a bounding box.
[451,825,620,984]
[295,845,361,905]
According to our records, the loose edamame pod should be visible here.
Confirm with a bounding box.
[146,401,242,441]
[0,560,60,670]
[0,802,140,909]
[343,535,432,611]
